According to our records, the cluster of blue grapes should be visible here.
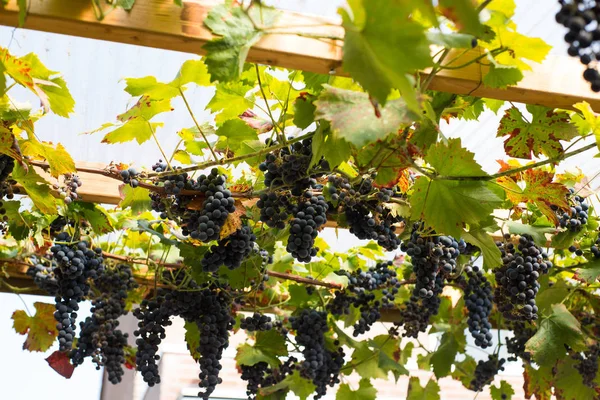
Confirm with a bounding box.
[240,357,298,400]
[201,225,256,272]
[494,234,552,321]
[591,235,600,258]
[289,310,345,399]
[328,261,400,336]
[256,192,292,229]
[286,192,328,262]
[27,233,106,351]
[70,264,138,384]
[259,138,328,195]
[555,190,589,232]
[328,175,401,251]
[463,266,494,349]
[573,343,600,387]
[397,224,461,337]
[556,1,600,92]
[150,162,236,242]
[240,312,275,332]
[506,321,535,362]
[470,355,506,392]
[57,173,83,205]
[134,274,233,399]
[119,167,140,188]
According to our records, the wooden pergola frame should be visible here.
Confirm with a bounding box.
[0,0,590,295]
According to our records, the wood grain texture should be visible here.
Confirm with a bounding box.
[1,0,599,110]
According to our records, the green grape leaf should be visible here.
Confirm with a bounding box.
[370,334,408,380]
[506,222,554,246]
[523,364,552,400]
[536,279,570,316]
[314,85,417,148]
[553,358,599,400]
[70,202,114,234]
[490,380,514,400]
[0,57,6,96]
[356,135,418,188]
[551,230,579,250]
[497,105,579,159]
[116,0,136,10]
[206,81,254,125]
[483,64,524,89]
[235,140,265,167]
[215,119,258,154]
[451,355,477,388]
[20,139,76,178]
[169,59,211,88]
[349,342,388,380]
[336,378,376,400]
[430,332,460,378]
[425,138,485,175]
[571,102,600,151]
[497,169,570,225]
[294,93,317,129]
[203,3,280,82]
[525,303,586,365]
[439,0,485,35]
[124,76,179,100]
[426,32,476,48]
[310,126,351,169]
[12,163,57,214]
[184,321,201,361]
[12,302,58,352]
[260,370,315,400]
[119,186,151,214]
[338,1,431,109]
[575,258,600,282]
[460,227,502,270]
[236,330,288,368]
[406,377,441,400]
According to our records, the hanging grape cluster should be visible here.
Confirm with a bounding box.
[70,264,138,384]
[328,260,400,336]
[494,234,552,321]
[240,357,298,400]
[554,189,589,232]
[201,225,256,272]
[397,223,461,337]
[470,354,506,392]
[27,232,106,351]
[463,266,494,349]
[556,1,600,92]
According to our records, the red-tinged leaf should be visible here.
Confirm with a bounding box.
[497,105,579,160]
[496,169,570,225]
[46,350,74,378]
[239,110,273,133]
[12,302,58,352]
[523,364,552,400]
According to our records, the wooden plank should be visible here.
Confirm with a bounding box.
[0,0,599,111]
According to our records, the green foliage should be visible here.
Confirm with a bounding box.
[12,302,58,352]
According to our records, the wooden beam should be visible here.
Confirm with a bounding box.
[0,0,599,111]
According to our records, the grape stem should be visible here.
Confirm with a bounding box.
[178,88,218,162]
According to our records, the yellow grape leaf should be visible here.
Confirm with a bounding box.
[12,302,58,352]
[12,163,57,214]
[20,139,76,177]
[220,205,244,239]
[0,126,23,161]
[571,101,600,152]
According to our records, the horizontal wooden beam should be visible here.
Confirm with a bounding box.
[0,0,599,111]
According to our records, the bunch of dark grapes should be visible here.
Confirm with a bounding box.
[256,192,292,229]
[201,225,256,272]
[328,176,401,251]
[289,310,344,399]
[328,261,400,336]
[27,232,105,351]
[240,312,274,332]
[150,163,236,243]
[134,274,233,399]
[470,355,506,392]
[70,264,138,384]
[240,357,297,399]
[555,189,589,232]
[591,234,600,258]
[506,321,535,362]
[463,266,494,349]
[57,173,82,205]
[120,167,140,188]
[259,138,328,195]
[286,192,328,262]
[555,2,600,92]
[494,234,552,321]
[397,224,459,337]
[572,344,600,387]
